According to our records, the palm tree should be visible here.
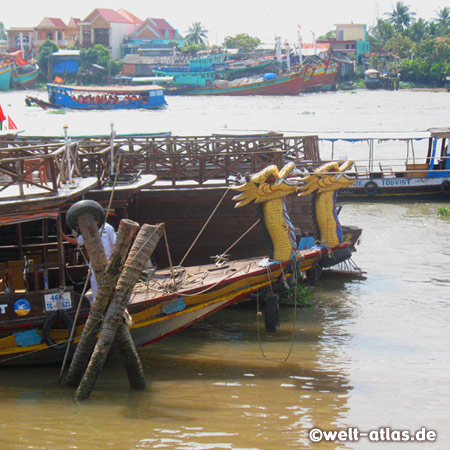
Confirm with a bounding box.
[368,19,395,50]
[434,7,450,33]
[385,2,416,32]
[185,22,208,45]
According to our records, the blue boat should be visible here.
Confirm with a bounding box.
[27,83,167,110]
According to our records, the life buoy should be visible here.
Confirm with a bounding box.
[364,181,379,196]
[66,199,105,232]
[42,309,73,351]
[440,180,450,195]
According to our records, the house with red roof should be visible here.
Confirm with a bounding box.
[6,27,35,59]
[121,18,185,58]
[35,17,67,50]
[66,18,81,48]
[79,8,142,59]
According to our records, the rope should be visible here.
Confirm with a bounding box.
[179,186,231,267]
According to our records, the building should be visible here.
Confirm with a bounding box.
[79,8,142,59]
[66,18,81,48]
[6,28,35,59]
[35,17,68,50]
[318,24,370,63]
[121,18,185,58]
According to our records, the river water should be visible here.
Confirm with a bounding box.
[0,88,449,449]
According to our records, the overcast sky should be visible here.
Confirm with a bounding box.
[2,1,448,44]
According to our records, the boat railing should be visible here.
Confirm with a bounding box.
[1,135,321,186]
[0,142,82,198]
[324,155,450,179]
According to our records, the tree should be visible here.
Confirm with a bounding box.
[37,39,59,76]
[0,22,6,40]
[185,22,208,45]
[385,34,414,58]
[180,40,206,56]
[385,2,416,32]
[368,19,395,50]
[434,7,450,35]
[404,18,430,42]
[223,33,262,53]
[318,30,336,40]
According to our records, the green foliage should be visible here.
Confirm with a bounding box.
[281,283,313,307]
[318,30,336,40]
[385,1,416,32]
[37,40,59,76]
[185,22,208,45]
[385,34,414,58]
[0,22,6,40]
[438,207,450,216]
[180,41,206,55]
[368,19,395,50]
[223,33,262,53]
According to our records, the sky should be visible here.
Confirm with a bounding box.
[2,0,448,44]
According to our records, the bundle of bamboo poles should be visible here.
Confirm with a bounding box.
[61,201,164,400]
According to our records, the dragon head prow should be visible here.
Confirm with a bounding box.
[298,160,355,196]
[232,162,300,207]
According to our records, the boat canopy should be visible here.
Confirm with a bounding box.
[47,83,164,94]
[318,131,431,143]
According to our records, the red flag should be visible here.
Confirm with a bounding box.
[0,105,5,123]
[8,116,17,130]
[54,76,63,84]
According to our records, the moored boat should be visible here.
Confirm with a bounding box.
[26,83,167,110]
[0,61,12,91]
[166,69,307,96]
[0,154,357,365]
[317,128,450,200]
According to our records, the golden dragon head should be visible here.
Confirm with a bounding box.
[231,162,299,207]
[298,160,355,196]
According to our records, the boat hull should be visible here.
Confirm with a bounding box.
[169,71,305,96]
[0,62,12,91]
[12,67,39,89]
[338,176,450,200]
[0,248,333,366]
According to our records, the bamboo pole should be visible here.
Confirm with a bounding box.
[75,223,164,401]
[65,218,140,386]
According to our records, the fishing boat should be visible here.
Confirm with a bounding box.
[9,51,39,89]
[166,69,307,96]
[317,128,450,199]
[302,60,340,92]
[0,153,357,365]
[25,83,167,110]
[0,61,12,91]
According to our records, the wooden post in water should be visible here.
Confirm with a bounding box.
[75,223,164,401]
[65,218,140,386]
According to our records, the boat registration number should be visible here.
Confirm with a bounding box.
[44,292,72,311]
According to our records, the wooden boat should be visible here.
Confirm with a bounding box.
[165,68,308,96]
[302,60,340,92]
[0,152,356,365]
[0,132,361,267]
[318,128,450,200]
[9,51,39,89]
[26,83,167,110]
[0,61,12,91]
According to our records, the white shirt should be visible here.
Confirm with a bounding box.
[77,222,116,260]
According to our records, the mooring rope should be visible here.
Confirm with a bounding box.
[179,186,231,267]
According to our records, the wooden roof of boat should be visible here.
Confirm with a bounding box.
[47,83,164,94]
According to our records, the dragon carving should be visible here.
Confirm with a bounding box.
[231,160,355,261]
[298,160,355,247]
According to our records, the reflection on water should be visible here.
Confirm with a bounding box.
[1,91,450,449]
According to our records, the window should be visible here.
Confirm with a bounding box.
[47,32,52,40]
[70,34,76,41]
